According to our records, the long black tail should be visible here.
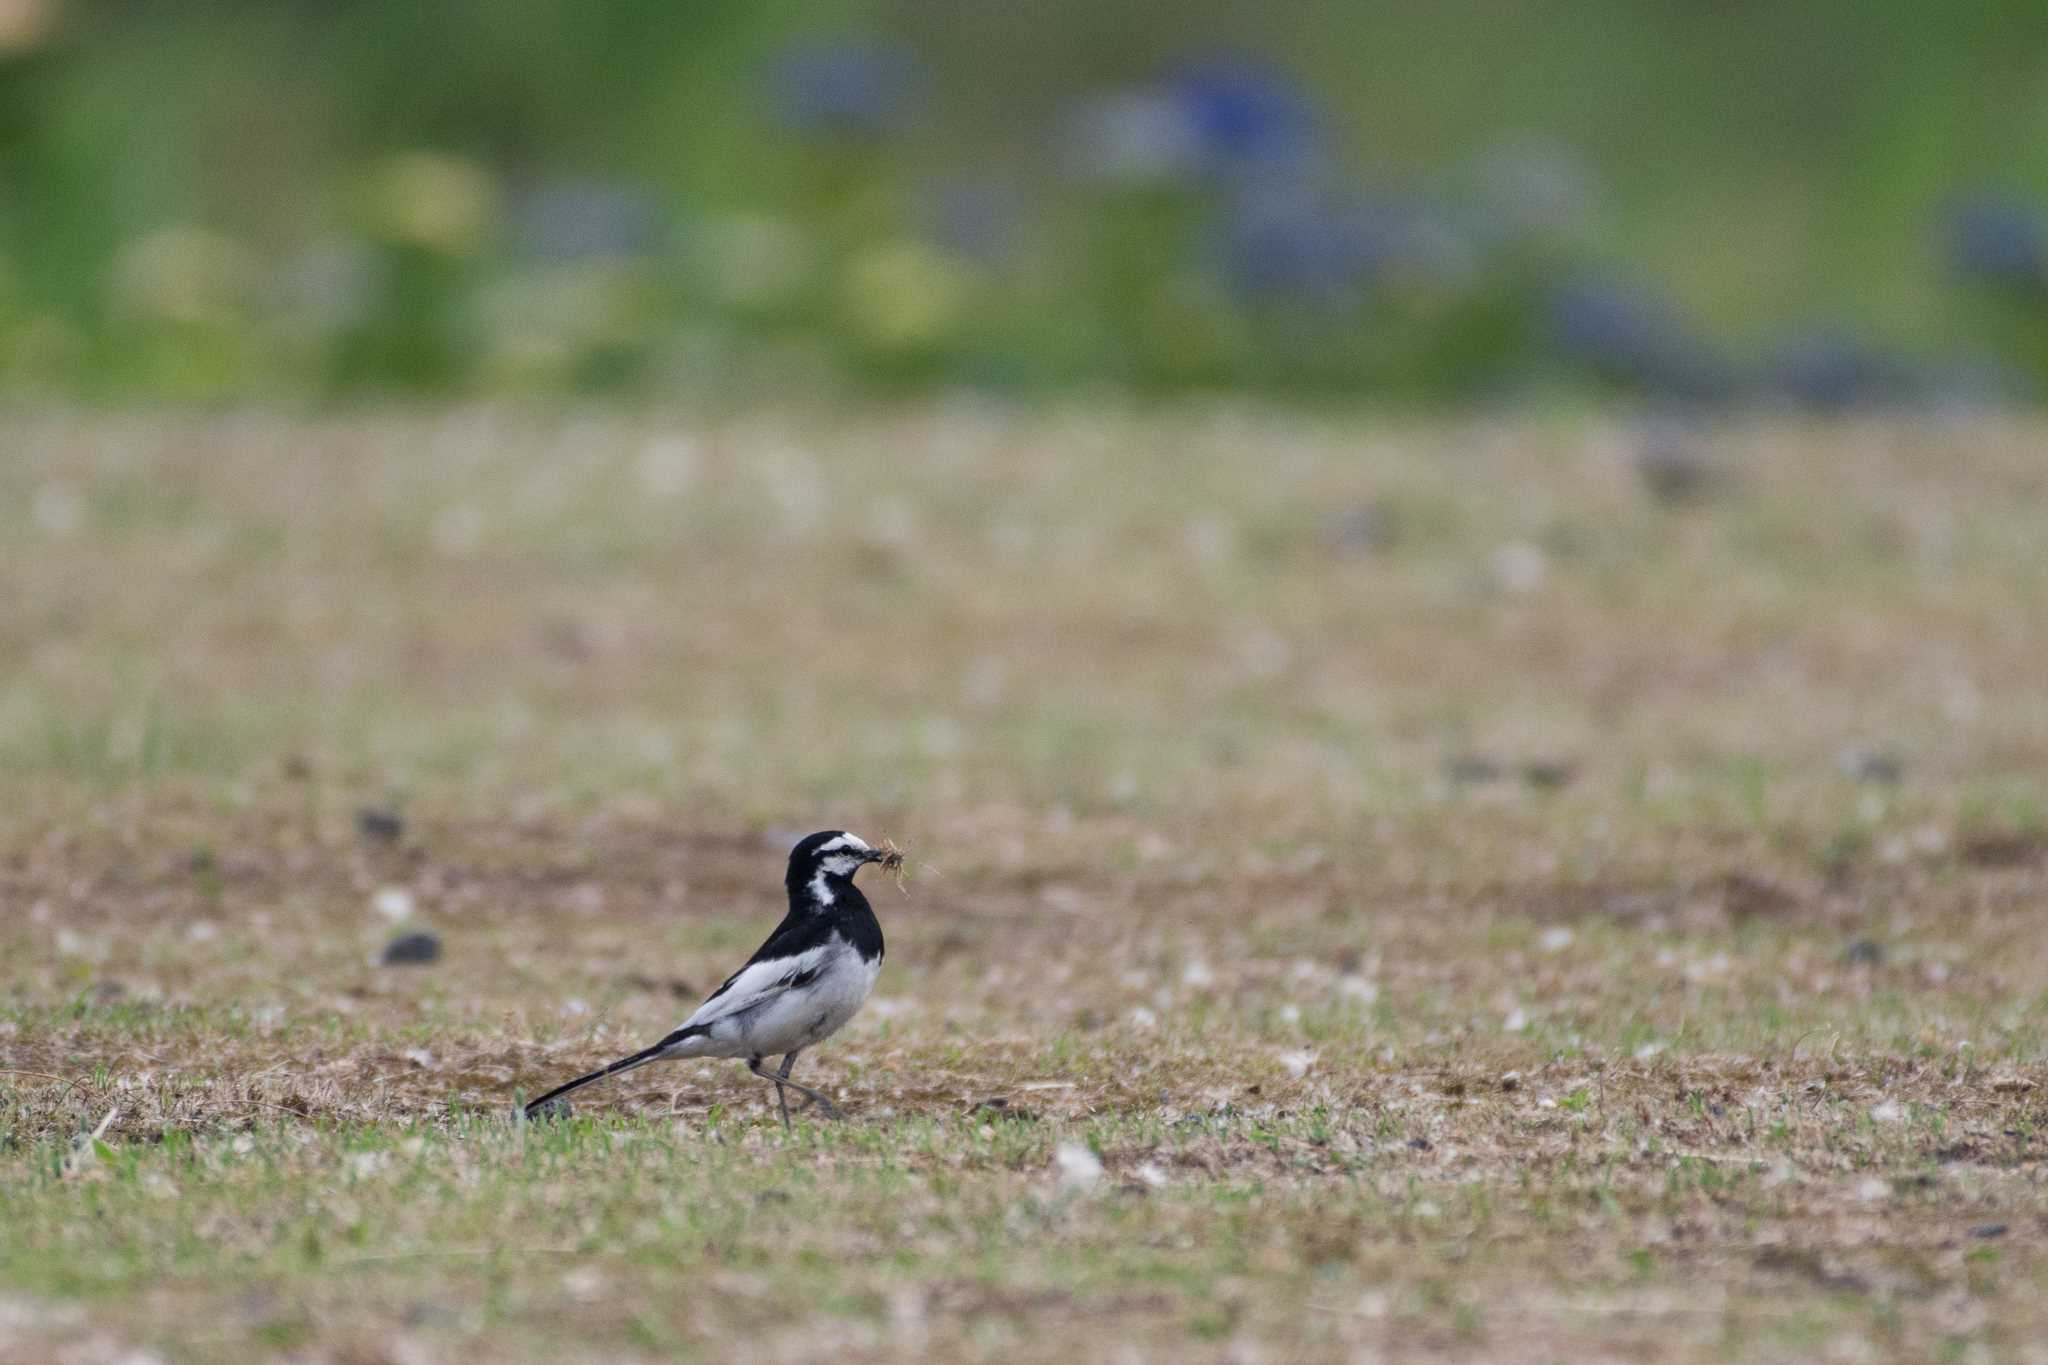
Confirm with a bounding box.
[521,1024,708,1117]
[522,1043,667,1117]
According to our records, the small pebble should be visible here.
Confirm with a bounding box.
[1445,754,1505,785]
[1520,758,1576,790]
[1636,426,1716,504]
[1836,747,1902,784]
[378,931,442,966]
[1325,502,1393,557]
[357,806,405,844]
[1842,938,1886,967]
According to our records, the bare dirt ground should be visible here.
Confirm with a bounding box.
[2,407,2046,1363]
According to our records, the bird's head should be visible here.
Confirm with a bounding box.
[786,830,895,906]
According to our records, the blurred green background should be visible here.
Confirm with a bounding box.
[3,0,2048,403]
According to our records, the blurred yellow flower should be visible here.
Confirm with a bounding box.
[362,152,498,255]
[470,262,652,387]
[842,240,974,351]
[690,212,816,313]
[105,226,258,327]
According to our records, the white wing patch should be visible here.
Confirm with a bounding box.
[681,944,832,1031]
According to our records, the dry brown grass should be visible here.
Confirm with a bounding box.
[2,407,2047,1363]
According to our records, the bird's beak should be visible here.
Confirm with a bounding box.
[860,847,889,863]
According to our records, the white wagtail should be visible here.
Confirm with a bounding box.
[522,831,898,1129]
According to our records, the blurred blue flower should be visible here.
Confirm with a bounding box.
[1543,277,1736,402]
[1169,58,1321,173]
[1066,90,1206,185]
[767,38,919,138]
[1945,194,2048,294]
[920,179,1022,263]
[1918,352,2038,410]
[513,179,661,262]
[1763,326,1908,411]
[1214,181,1487,306]
[275,237,388,336]
[1218,185,1389,303]
[1067,59,1322,188]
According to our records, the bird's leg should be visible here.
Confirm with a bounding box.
[748,1056,843,1122]
[772,1052,793,1130]
[775,1050,806,1127]
[748,1053,791,1132]
[770,1055,827,1113]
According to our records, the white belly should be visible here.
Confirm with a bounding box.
[690,945,881,1059]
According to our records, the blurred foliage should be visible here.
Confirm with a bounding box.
[3,0,2048,403]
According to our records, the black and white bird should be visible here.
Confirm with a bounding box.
[522,831,897,1129]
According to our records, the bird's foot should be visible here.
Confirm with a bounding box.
[782,1092,844,1121]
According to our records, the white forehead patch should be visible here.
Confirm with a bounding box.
[817,834,872,856]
